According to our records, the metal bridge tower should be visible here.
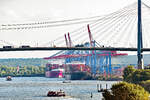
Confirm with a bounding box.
[137,0,144,69]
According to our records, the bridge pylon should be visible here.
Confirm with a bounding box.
[137,0,144,69]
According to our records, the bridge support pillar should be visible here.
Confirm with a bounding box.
[137,0,144,69]
[138,54,143,69]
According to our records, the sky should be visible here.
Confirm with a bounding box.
[0,0,150,58]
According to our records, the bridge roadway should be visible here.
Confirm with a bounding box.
[0,47,150,51]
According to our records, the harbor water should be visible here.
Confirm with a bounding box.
[0,77,118,100]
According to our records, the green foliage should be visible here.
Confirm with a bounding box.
[0,65,45,77]
[139,80,150,93]
[123,66,150,84]
[131,69,150,83]
[123,65,150,94]
[0,58,47,77]
[102,82,149,100]
[123,65,135,82]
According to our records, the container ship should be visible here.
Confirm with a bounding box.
[45,63,91,78]
[45,64,64,78]
[45,68,64,78]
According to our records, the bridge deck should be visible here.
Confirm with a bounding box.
[0,47,149,51]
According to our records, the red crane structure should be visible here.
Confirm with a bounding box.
[44,24,128,75]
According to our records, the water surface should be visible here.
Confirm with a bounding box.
[0,77,118,100]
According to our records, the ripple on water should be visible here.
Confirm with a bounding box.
[0,77,118,100]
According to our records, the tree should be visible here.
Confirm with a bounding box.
[1,70,6,77]
[0,65,45,77]
[123,65,135,82]
[132,69,150,84]
[102,82,149,100]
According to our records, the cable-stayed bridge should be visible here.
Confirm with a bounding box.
[0,2,149,49]
[0,1,148,74]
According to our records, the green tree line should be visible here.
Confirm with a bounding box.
[0,65,45,77]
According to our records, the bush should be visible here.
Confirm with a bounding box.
[102,82,149,100]
[123,66,150,84]
[123,65,135,82]
[140,80,150,93]
[131,69,150,84]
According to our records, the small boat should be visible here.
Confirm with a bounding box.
[47,90,66,97]
[6,76,12,81]
[62,80,71,83]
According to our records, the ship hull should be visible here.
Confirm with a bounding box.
[45,70,63,78]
